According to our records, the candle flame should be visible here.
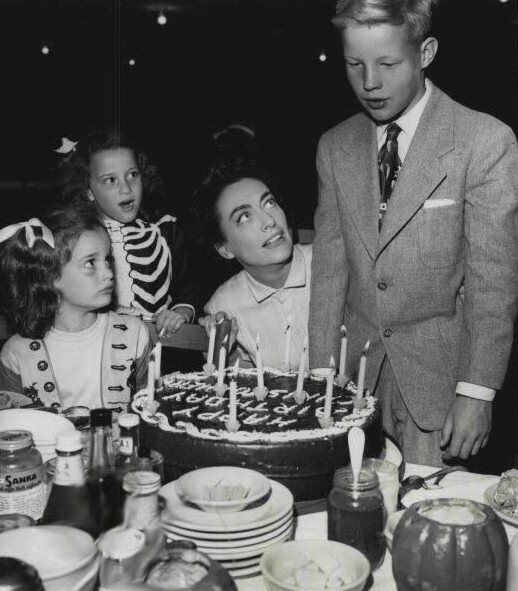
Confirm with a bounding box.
[222,335,228,345]
[341,325,347,336]
[363,340,370,354]
[303,336,308,348]
[329,355,336,369]
[256,334,260,347]
[233,358,240,371]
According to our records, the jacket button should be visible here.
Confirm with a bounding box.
[377,282,387,291]
[383,328,393,337]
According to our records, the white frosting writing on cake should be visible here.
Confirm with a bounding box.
[186,393,208,404]
[274,403,299,415]
[133,368,376,443]
[242,413,269,425]
[246,402,268,413]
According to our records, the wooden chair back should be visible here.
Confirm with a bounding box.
[147,323,209,352]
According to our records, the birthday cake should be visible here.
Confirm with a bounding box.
[132,368,381,501]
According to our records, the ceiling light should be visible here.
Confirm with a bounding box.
[157,12,167,25]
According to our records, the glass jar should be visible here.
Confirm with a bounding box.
[328,466,386,571]
[0,430,45,522]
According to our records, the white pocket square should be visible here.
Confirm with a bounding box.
[423,198,456,209]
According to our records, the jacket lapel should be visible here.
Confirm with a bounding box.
[335,116,380,260]
[377,87,454,257]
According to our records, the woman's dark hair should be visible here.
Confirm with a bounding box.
[0,201,106,339]
[55,128,166,218]
[191,156,288,252]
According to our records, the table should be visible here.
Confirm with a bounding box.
[236,464,517,591]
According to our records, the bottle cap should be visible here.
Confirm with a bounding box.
[98,527,145,560]
[56,431,83,453]
[123,470,161,494]
[90,408,112,428]
[0,430,34,452]
[118,413,139,429]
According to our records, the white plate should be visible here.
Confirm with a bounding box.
[218,555,264,569]
[226,564,262,578]
[49,554,100,591]
[185,527,293,559]
[163,509,293,541]
[165,520,293,551]
[161,479,293,533]
[0,408,75,444]
[483,483,518,527]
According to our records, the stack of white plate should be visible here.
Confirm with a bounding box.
[160,478,294,579]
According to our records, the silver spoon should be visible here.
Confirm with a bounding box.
[348,426,365,485]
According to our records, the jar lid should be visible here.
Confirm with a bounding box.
[333,466,380,491]
[0,430,34,451]
[56,431,82,453]
[118,413,139,429]
[123,470,161,494]
[98,527,145,560]
[90,408,112,428]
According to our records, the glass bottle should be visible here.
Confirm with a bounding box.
[115,413,140,473]
[88,408,121,532]
[0,430,45,523]
[98,470,165,588]
[328,466,386,571]
[41,430,99,538]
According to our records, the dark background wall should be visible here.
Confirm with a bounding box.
[1,0,517,227]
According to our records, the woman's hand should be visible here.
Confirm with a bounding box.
[154,306,193,337]
[199,311,239,350]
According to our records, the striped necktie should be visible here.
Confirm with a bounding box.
[378,122,402,229]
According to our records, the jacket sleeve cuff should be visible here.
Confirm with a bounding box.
[456,382,496,402]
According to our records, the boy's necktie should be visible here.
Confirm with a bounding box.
[378,122,402,229]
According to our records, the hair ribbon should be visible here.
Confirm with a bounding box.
[0,219,55,249]
[55,137,78,154]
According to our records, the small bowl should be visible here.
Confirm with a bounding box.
[260,540,370,591]
[384,509,406,553]
[176,466,271,514]
[0,525,97,586]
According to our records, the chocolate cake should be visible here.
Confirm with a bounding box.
[133,368,381,501]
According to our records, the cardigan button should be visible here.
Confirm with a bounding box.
[37,361,48,371]
[383,328,393,338]
[44,381,55,392]
[29,341,41,351]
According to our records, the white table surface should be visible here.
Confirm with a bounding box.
[235,464,517,591]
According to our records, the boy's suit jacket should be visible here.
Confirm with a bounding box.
[309,84,518,431]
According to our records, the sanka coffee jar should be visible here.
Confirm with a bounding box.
[0,430,45,522]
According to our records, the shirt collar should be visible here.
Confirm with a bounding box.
[377,78,433,143]
[245,244,307,303]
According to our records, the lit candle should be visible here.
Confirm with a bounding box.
[228,360,239,423]
[154,341,162,383]
[256,334,264,390]
[147,355,155,401]
[283,315,292,368]
[206,322,216,366]
[296,338,308,392]
[339,326,347,376]
[216,336,228,388]
[356,340,370,399]
[323,355,336,419]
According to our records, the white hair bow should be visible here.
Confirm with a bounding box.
[0,219,55,249]
[55,137,78,154]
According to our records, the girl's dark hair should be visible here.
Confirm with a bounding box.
[55,128,166,218]
[191,156,286,251]
[0,201,106,339]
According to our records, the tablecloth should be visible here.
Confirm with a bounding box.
[236,463,517,591]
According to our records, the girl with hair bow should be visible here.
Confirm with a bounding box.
[0,202,151,412]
